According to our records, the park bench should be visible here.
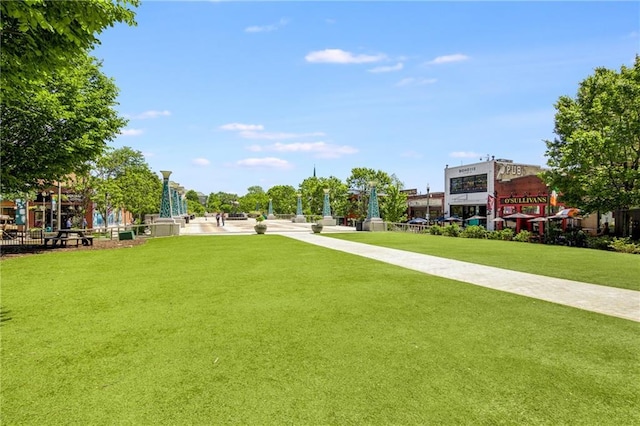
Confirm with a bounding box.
[44,230,93,248]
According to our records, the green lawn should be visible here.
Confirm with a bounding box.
[324,232,640,291]
[1,236,638,424]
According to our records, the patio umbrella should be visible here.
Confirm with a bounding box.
[491,217,505,222]
[549,208,581,219]
[528,217,548,223]
[442,216,462,222]
[503,212,535,219]
[465,214,486,221]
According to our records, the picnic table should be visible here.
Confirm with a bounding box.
[44,229,93,248]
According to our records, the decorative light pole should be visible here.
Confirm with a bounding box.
[322,189,331,217]
[426,183,430,223]
[155,170,179,236]
[170,182,180,217]
[366,182,380,220]
[363,181,383,231]
[267,198,275,220]
[159,171,173,219]
[293,193,305,223]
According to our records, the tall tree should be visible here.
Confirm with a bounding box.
[206,192,238,214]
[266,185,297,215]
[239,186,268,213]
[380,183,408,223]
[346,167,394,219]
[1,54,127,194]
[91,147,151,227]
[118,166,162,224]
[298,176,349,217]
[298,177,324,216]
[543,56,640,213]
[185,190,204,215]
[1,0,138,101]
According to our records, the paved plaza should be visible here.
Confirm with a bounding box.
[183,217,640,322]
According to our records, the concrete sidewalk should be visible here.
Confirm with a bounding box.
[283,232,640,323]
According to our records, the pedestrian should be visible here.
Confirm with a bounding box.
[216,212,221,226]
[82,217,87,229]
[221,212,225,226]
[66,217,72,229]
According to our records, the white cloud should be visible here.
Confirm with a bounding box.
[395,77,437,87]
[247,142,358,159]
[192,158,211,166]
[236,157,292,169]
[219,123,265,131]
[427,54,469,65]
[239,130,325,140]
[129,110,171,120]
[450,151,484,158]
[368,63,404,73]
[305,49,386,64]
[245,18,289,33]
[120,128,144,136]
[325,18,336,25]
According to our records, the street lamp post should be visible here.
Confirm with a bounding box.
[41,191,47,229]
[105,192,109,231]
[426,183,430,223]
[49,190,54,229]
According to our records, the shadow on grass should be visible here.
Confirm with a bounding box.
[0,245,47,258]
[0,306,12,325]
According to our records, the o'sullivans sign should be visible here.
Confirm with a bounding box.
[500,196,548,205]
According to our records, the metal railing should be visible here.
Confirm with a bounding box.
[0,229,45,247]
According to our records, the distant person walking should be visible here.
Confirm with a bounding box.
[66,217,72,229]
[216,213,221,226]
[221,212,226,226]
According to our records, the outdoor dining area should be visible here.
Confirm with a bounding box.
[491,208,585,244]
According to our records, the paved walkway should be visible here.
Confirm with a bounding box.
[184,218,640,322]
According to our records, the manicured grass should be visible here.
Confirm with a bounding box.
[2,236,639,424]
[324,232,640,291]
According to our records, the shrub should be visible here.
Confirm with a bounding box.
[586,236,614,251]
[499,228,514,241]
[442,223,461,237]
[429,226,442,235]
[609,237,640,254]
[461,225,488,239]
[513,230,532,242]
[487,230,502,240]
[564,229,588,247]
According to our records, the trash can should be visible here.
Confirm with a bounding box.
[356,221,363,231]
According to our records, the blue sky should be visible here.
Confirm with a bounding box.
[93,1,639,196]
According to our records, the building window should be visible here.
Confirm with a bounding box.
[450,174,488,194]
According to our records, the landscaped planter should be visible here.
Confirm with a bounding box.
[311,224,323,234]
[254,223,267,234]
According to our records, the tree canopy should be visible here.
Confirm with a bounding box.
[266,185,297,215]
[1,0,138,195]
[1,0,138,101]
[543,56,640,213]
[1,55,127,194]
[91,147,160,225]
